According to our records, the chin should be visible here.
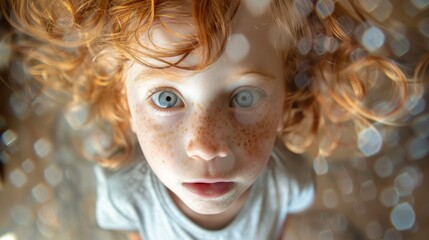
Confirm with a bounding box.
[183,189,242,215]
[187,200,233,215]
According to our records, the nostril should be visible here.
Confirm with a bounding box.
[186,139,215,161]
[186,139,229,161]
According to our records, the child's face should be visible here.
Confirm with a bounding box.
[126,6,285,215]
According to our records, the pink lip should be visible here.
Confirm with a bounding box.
[183,182,234,198]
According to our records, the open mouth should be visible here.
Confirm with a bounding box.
[183,182,234,198]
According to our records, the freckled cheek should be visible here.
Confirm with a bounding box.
[231,108,280,157]
[131,109,186,163]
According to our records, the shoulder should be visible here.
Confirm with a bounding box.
[94,160,151,230]
[268,139,315,213]
[96,160,151,196]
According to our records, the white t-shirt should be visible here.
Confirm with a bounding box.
[95,141,314,239]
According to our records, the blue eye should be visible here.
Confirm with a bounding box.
[151,91,182,109]
[230,89,263,108]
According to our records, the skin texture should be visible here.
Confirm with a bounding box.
[125,4,286,230]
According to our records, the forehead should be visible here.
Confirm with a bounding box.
[127,3,283,82]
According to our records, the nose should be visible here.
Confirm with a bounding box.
[186,111,230,161]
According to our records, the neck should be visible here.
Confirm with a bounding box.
[169,189,251,230]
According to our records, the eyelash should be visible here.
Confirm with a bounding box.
[146,86,171,99]
[146,86,185,114]
[229,87,266,108]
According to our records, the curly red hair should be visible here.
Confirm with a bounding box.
[2,0,427,167]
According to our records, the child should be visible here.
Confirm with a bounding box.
[2,0,427,239]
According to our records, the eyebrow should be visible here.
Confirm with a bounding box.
[135,68,192,82]
[236,70,276,82]
[135,68,276,83]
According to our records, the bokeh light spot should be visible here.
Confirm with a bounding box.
[44,164,64,187]
[1,129,17,146]
[10,205,34,226]
[372,0,393,22]
[359,0,382,12]
[225,34,250,62]
[33,138,53,158]
[360,180,377,201]
[362,26,385,52]
[32,183,52,203]
[9,168,27,188]
[323,188,338,208]
[380,187,399,207]
[374,156,393,178]
[313,155,329,175]
[0,232,17,240]
[9,92,31,120]
[313,34,339,55]
[242,0,272,16]
[390,203,415,231]
[337,174,354,195]
[293,0,313,18]
[324,36,339,53]
[406,97,425,116]
[350,47,367,62]
[298,37,312,55]
[390,35,410,57]
[294,72,310,89]
[411,0,429,9]
[316,0,335,19]
[407,136,429,160]
[358,127,383,157]
[21,158,35,173]
[394,169,420,197]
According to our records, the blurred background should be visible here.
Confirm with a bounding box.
[1,1,429,240]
